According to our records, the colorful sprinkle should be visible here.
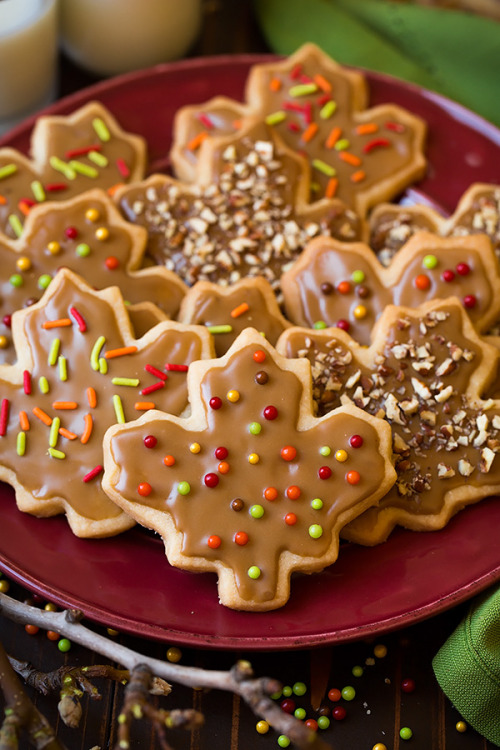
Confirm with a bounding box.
[83,465,103,483]
[112,394,125,424]
[247,566,261,580]
[309,524,323,539]
[92,117,111,142]
[177,481,191,495]
[311,498,323,510]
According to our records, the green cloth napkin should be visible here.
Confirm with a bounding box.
[253,0,500,127]
[433,584,500,747]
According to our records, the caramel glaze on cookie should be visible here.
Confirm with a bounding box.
[277,298,500,545]
[103,329,396,610]
[0,269,213,538]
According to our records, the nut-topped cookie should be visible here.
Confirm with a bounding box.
[277,298,500,545]
[0,189,187,365]
[281,232,500,345]
[0,101,146,242]
[102,329,396,610]
[0,269,213,538]
[116,119,363,300]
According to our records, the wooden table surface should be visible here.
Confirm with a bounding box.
[1,2,499,748]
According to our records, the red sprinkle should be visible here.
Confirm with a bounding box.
[234,531,249,546]
[65,144,102,159]
[402,678,416,693]
[263,405,278,420]
[363,137,391,153]
[209,396,222,410]
[65,226,78,240]
[456,262,471,276]
[197,112,214,129]
[45,183,68,192]
[207,534,221,549]
[463,294,477,309]
[350,434,363,448]
[442,269,455,283]
[332,706,346,720]
[143,435,157,449]
[165,363,189,372]
[290,64,302,80]
[0,399,10,436]
[138,482,152,496]
[141,381,165,396]
[23,370,32,395]
[145,364,168,381]
[319,466,332,480]
[69,306,87,332]
[215,446,228,460]
[116,158,130,178]
[204,473,219,488]
[336,319,350,332]
[385,120,405,133]
[83,465,103,483]
[280,698,296,714]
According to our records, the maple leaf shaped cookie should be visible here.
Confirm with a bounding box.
[0,269,213,538]
[102,329,396,610]
[277,298,500,545]
[0,101,146,242]
[170,43,427,217]
[115,119,364,299]
[281,232,500,345]
[177,277,291,356]
[0,189,187,365]
[370,183,500,266]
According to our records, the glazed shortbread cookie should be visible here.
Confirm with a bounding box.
[0,189,187,365]
[171,44,427,216]
[277,298,500,545]
[370,184,500,266]
[103,329,396,610]
[281,232,500,345]
[177,277,291,356]
[0,269,213,538]
[116,120,363,299]
[0,101,146,242]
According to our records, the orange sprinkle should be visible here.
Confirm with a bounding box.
[32,407,52,426]
[356,123,378,135]
[339,151,362,167]
[19,411,30,431]
[42,318,72,330]
[269,77,282,92]
[230,302,250,318]
[87,387,97,408]
[301,122,319,143]
[314,74,332,92]
[326,126,342,149]
[104,345,137,359]
[52,401,78,410]
[134,401,155,410]
[326,176,339,198]
[218,460,230,474]
[18,200,32,216]
[232,119,242,130]
[0,195,7,205]
[351,169,366,183]
[186,131,208,152]
[80,413,93,444]
[107,183,125,197]
[59,427,77,440]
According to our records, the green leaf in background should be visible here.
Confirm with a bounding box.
[254,0,500,127]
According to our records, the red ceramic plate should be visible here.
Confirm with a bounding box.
[1,55,500,650]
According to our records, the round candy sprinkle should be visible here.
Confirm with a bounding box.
[9,274,23,288]
[321,282,334,295]
[401,678,416,693]
[336,319,350,332]
[352,666,363,677]
[65,226,78,239]
[285,513,297,525]
[58,638,72,653]
[250,504,264,519]
[305,719,318,731]
[256,720,269,734]
[234,531,249,546]
[293,682,307,696]
[204,473,219,488]
[357,285,370,298]
[38,274,52,290]
[282,686,293,697]
[85,208,100,222]
[2,315,11,328]
[189,442,201,453]
[332,705,346,720]
[313,320,327,329]
[166,647,182,663]
[76,243,90,257]
[255,370,268,385]
[352,269,365,284]
[318,466,332,480]
[25,624,39,635]
[138,482,152,497]
[456,262,470,275]
[44,602,57,612]
[280,698,295,713]
[353,305,367,320]
[0,580,9,594]
[214,446,228,460]
[350,434,363,448]
[286,485,301,500]
[335,449,348,462]
[341,686,356,701]
[328,688,341,702]
[263,405,278,420]
[455,721,467,733]
[372,744,388,750]
[209,396,222,410]
[231,498,244,511]
[177,481,191,496]
[320,445,331,457]
[95,227,109,241]
[226,389,240,402]
[248,453,260,464]
[277,736,291,748]
[264,486,278,501]
[463,294,477,309]
[253,349,266,363]
[374,644,387,658]
[346,470,360,485]
[105,256,120,270]
[0,336,7,349]
[16,256,31,271]
[423,254,438,269]
[311,498,323,510]
[218,461,229,474]
[46,630,60,641]
[337,280,351,294]
[294,707,306,720]
[207,535,221,549]
[249,422,262,435]
[143,435,157,449]
[414,273,430,291]
[442,269,455,282]
[270,689,283,700]
[309,524,323,539]
[247,566,261,579]
[281,445,297,461]
[317,716,330,730]
[399,727,413,740]
[47,241,61,255]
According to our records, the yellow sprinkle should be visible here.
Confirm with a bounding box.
[16,256,31,271]
[48,447,66,459]
[189,442,201,454]
[335,449,348,462]
[16,431,26,456]
[85,207,100,222]
[374,644,387,658]
[226,389,240,403]
[95,227,109,241]
[47,241,61,255]
[248,453,260,465]
[353,305,367,320]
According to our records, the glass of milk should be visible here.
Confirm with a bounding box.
[59,0,203,77]
[0,0,58,135]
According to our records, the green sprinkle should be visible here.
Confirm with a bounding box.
[0,164,17,180]
[277,736,291,748]
[76,243,91,257]
[58,356,68,382]
[206,324,232,334]
[311,498,323,510]
[111,377,139,387]
[16,432,26,456]
[39,376,49,394]
[58,638,72,652]
[341,685,356,701]
[313,320,327,329]
[334,138,350,151]
[49,417,61,448]
[38,274,52,290]
[320,99,337,119]
[92,117,111,142]
[423,254,438,269]
[8,214,23,238]
[31,180,46,202]
[88,150,108,167]
[49,156,76,180]
[352,269,365,284]
[352,665,364,677]
[293,681,307,696]
[270,689,282,700]
[294,707,306,720]
[90,336,106,371]
[282,685,293,697]
[289,83,318,97]
[250,504,264,519]
[312,158,336,177]
[99,357,108,374]
[400,727,413,741]
[177,481,191,496]
[309,524,323,539]
[265,110,286,126]
[248,422,262,435]
[320,445,331,456]
[48,338,60,366]
[48,447,65,459]
[69,160,99,178]
[9,273,23,288]
[247,565,261,580]
[112,394,125,424]
[318,715,330,729]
